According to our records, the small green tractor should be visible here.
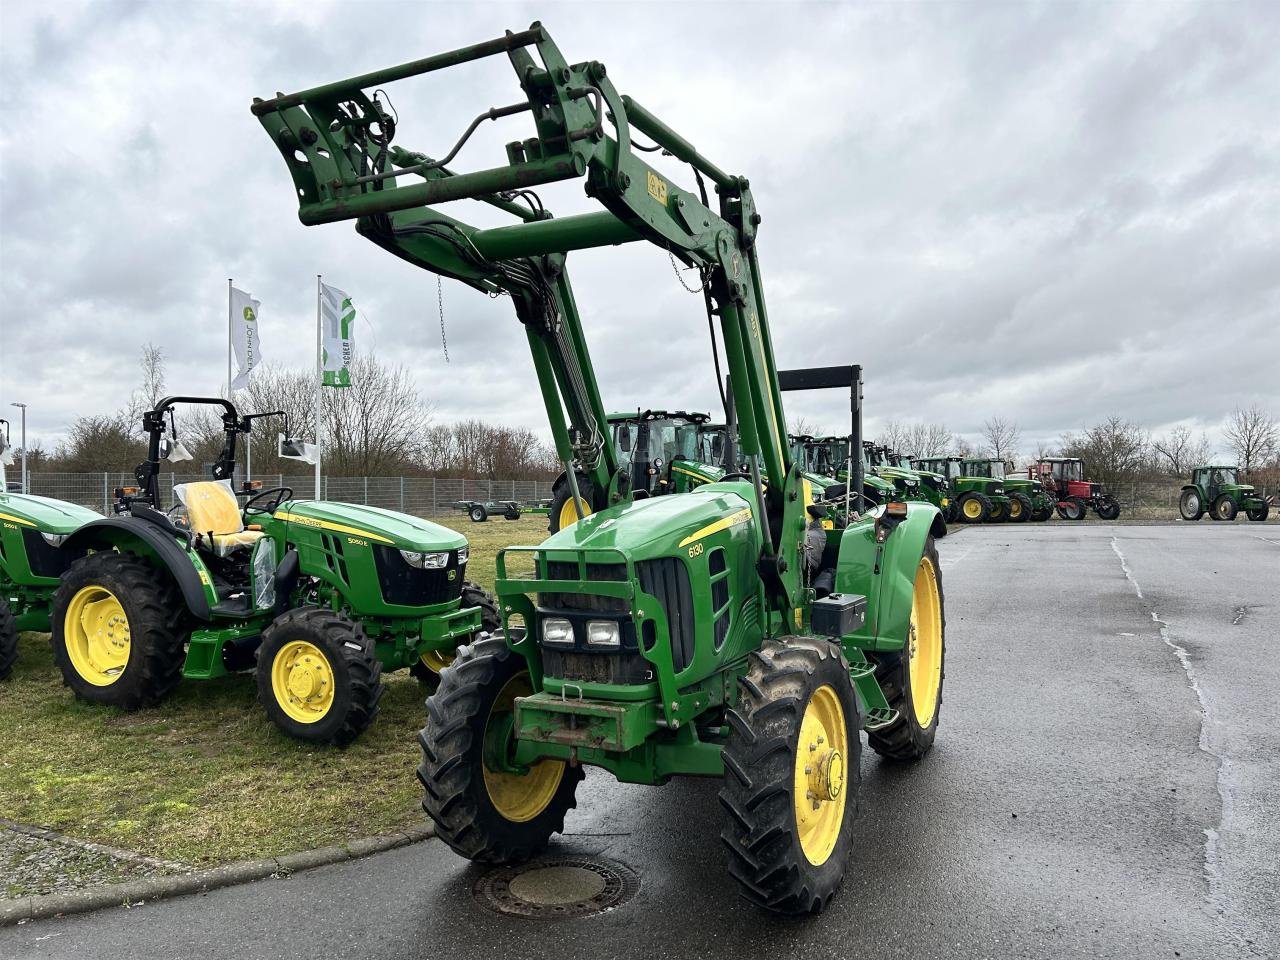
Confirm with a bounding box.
[49,397,495,745]
[1,420,101,681]
[963,458,1050,523]
[1179,465,1272,522]
[258,23,949,913]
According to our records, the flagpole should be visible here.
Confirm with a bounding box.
[315,274,323,501]
[226,279,233,398]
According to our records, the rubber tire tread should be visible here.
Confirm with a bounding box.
[1212,495,1238,522]
[1007,492,1033,523]
[547,473,594,534]
[719,634,861,915]
[50,552,187,709]
[410,582,501,690]
[0,597,18,681]
[956,492,991,524]
[256,606,383,747]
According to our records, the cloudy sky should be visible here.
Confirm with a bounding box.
[2,0,1277,460]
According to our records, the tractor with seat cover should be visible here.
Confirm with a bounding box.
[1032,458,1121,521]
[1179,465,1272,522]
[49,397,496,745]
[257,22,948,913]
[0,420,101,681]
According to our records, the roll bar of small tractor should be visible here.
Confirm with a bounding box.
[254,23,802,611]
[131,397,291,509]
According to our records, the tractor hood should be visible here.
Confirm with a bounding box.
[0,493,100,533]
[274,500,466,551]
[543,482,758,563]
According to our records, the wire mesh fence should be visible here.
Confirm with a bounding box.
[19,473,556,519]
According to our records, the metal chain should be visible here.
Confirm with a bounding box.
[436,274,449,363]
[668,251,706,293]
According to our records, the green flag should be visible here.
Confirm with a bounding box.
[320,282,355,387]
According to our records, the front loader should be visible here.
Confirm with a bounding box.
[49,398,496,745]
[256,24,948,913]
[1179,465,1272,521]
[0,420,101,681]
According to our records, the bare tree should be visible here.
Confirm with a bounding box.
[899,422,952,459]
[981,417,1021,462]
[951,434,975,458]
[1151,425,1213,477]
[788,416,824,438]
[877,420,910,453]
[1222,405,1278,474]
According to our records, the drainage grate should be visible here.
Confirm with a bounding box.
[472,856,639,919]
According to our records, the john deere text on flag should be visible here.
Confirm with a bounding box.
[229,286,262,391]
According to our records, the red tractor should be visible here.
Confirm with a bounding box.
[1030,458,1121,521]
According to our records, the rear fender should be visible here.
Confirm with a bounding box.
[834,504,938,654]
[62,518,216,620]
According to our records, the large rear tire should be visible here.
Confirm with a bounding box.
[0,598,18,682]
[418,634,583,863]
[50,552,187,709]
[548,473,594,534]
[1212,495,1238,522]
[1179,489,1204,521]
[1007,492,1032,523]
[720,635,860,915]
[1246,503,1270,522]
[257,607,383,747]
[868,536,946,762]
[956,492,991,524]
[411,582,501,691]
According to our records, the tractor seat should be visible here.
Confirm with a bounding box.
[173,480,264,558]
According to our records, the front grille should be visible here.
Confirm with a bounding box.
[373,545,465,606]
[21,529,84,578]
[539,561,628,613]
[541,649,654,685]
[637,557,695,672]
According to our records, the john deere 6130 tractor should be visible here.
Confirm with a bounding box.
[257,23,947,912]
[0,420,101,681]
[49,397,495,745]
[1179,465,1272,522]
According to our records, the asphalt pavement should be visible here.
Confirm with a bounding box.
[3,524,1276,960]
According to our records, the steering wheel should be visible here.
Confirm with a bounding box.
[243,486,293,517]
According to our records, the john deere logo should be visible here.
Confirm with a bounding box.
[447,570,458,581]
[243,306,257,323]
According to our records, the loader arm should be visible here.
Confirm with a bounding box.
[253,22,803,613]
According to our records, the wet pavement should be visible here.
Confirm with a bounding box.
[3,525,1275,960]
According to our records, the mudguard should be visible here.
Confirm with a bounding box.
[833,503,938,654]
[62,517,216,620]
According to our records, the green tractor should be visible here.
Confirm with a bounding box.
[793,435,897,511]
[1179,465,1272,522]
[912,456,1008,523]
[49,397,496,745]
[258,24,949,913]
[963,458,1049,523]
[959,459,1013,522]
[0,420,101,681]
[873,446,952,522]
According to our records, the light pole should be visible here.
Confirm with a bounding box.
[9,402,27,494]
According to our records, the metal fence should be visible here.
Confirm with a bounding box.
[19,473,556,518]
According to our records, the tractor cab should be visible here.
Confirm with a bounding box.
[961,459,1006,481]
[1039,458,1084,486]
[697,423,730,470]
[1180,465,1270,522]
[914,457,963,482]
[609,410,719,497]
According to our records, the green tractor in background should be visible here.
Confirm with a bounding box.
[0,420,101,681]
[791,435,899,511]
[959,459,1012,522]
[913,456,1008,523]
[871,446,951,523]
[49,397,496,745]
[258,25,949,912]
[1179,465,1272,522]
[963,458,1050,523]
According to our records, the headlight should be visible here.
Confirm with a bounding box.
[400,550,450,569]
[41,532,69,547]
[585,620,621,649]
[541,617,574,647]
[1032,482,1043,492]
[456,546,469,565]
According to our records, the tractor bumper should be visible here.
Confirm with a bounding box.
[514,690,657,753]
[419,603,483,652]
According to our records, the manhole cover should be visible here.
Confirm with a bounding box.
[473,856,639,919]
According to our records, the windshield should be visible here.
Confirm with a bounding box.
[1051,460,1083,482]
[1211,467,1238,486]
[700,428,727,466]
[962,461,992,479]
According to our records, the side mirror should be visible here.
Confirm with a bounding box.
[278,433,318,464]
[618,426,632,452]
[160,438,194,462]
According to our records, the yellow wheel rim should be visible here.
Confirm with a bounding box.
[483,673,566,823]
[793,684,849,866]
[63,585,131,686]
[419,649,455,674]
[907,556,943,728]
[271,640,336,724]
[1009,499,1023,519]
[558,497,591,530]
[963,498,982,519]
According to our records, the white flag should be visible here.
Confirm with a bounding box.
[319,282,355,388]
[230,287,262,391]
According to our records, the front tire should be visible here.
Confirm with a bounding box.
[720,635,860,914]
[1247,503,1270,522]
[1057,499,1087,521]
[988,499,1007,522]
[50,552,187,709]
[1096,499,1121,520]
[469,504,488,523]
[1007,492,1032,523]
[1179,489,1204,521]
[0,598,18,682]
[868,536,946,762]
[548,473,594,534]
[1212,495,1238,522]
[257,607,383,747]
[956,492,991,523]
[418,634,583,863]
[410,582,500,691]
